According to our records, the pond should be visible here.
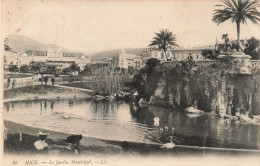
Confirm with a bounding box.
[4,98,260,149]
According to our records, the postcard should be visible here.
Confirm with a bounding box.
[1,0,260,166]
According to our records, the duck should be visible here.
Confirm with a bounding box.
[63,113,71,119]
[160,136,175,149]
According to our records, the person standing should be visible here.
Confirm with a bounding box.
[7,78,11,89]
[12,79,16,89]
[44,77,48,85]
[51,77,54,86]
[40,77,43,85]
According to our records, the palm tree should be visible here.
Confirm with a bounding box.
[149,29,178,61]
[222,33,230,51]
[212,0,260,51]
[222,34,229,44]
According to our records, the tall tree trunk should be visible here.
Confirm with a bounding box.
[163,49,167,61]
[236,21,241,52]
[247,92,253,118]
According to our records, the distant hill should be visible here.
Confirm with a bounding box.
[6,35,70,53]
[91,48,145,62]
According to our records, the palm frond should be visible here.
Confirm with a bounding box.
[213,0,260,25]
[149,29,178,51]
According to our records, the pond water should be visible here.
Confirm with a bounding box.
[4,99,260,149]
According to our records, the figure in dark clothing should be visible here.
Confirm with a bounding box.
[65,135,82,154]
[44,77,48,85]
[40,77,43,85]
[12,79,16,89]
[7,78,11,89]
[121,141,129,154]
[51,77,54,86]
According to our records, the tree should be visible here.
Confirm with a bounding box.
[244,37,260,60]
[222,34,229,44]
[212,0,260,51]
[149,29,178,61]
[62,63,80,74]
[30,62,45,73]
[145,58,160,76]
[201,49,219,60]
[20,65,30,73]
[46,65,57,74]
[9,65,19,73]
[4,38,11,52]
[222,34,230,51]
[128,66,135,75]
[83,64,92,76]
[70,63,80,72]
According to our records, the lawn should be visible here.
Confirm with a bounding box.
[4,73,33,79]
[60,82,93,90]
[3,85,92,100]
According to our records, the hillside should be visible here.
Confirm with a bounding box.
[91,48,145,62]
[6,35,70,53]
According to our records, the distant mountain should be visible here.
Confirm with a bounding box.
[91,48,145,62]
[6,35,70,53]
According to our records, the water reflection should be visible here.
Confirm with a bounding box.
[3,99,260,149]
[50,101,54,111]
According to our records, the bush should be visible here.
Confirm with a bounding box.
[20,65,30,73]
[9,65,19,72]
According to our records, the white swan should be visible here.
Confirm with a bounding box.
[185,107,203,114]
[160,136,175,149]
[159,128,163,134]
[164,126,168,131]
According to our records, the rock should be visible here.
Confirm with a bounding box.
[149,96,168,107]
[240,114,258,124]
[138,98,149,105]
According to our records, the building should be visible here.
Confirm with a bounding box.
[141,46,215,65]
[16,47,90,71]
[116,49,142,69]
[3,50,19,69]
[172,47,214,61]
[141,47,174,64]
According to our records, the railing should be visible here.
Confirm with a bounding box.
[162,60,260,68]
[250,60,260,67]
[3,76,95,90]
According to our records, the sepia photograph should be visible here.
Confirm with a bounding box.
[1,0,260,165]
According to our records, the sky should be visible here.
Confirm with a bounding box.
[2,0,260,54]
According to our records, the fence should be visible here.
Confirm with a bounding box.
[3,76,95,90]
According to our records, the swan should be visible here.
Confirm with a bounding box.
[159,128,163,134]
[171,127,175,133]
[154,117,159,122]
[164,126,168,131]
[160,136,175,149]
[19,132,23,142]
[185,107,203,114]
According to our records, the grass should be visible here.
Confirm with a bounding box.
[4,73,33,79]
[4,85,82,99]
[60,82,93,90]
